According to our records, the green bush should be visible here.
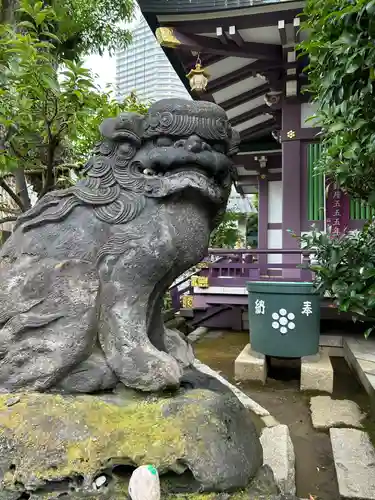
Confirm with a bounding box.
[209,211,243,248]
[294,224,375,336]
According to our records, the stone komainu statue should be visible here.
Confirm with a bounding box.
[0,99,240,394]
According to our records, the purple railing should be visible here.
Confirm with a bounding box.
[169,271,195,312]
[203,248,312,285]
[168,248,313,312]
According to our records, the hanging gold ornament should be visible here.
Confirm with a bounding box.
[186,54,210,93]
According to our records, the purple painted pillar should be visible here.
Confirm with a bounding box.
[258,176,268,274]
[282,102,301,279]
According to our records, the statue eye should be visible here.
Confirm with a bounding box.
[156,137,173,147]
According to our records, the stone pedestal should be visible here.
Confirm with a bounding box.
[300,347,333,393]
[0,389,263,498]
[234,344,267,384]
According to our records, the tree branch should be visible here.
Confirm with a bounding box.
[38,137,58,199]
[0,177,24,210]
[13,168,31,210]
[0,215,18,224]
[0,203,20,214]
[45,91,59,126]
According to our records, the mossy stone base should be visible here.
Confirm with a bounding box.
[0,389,262,498]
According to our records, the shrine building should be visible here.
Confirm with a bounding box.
[136,0,370,329]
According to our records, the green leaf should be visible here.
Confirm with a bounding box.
[40,74,60,92]
[17,21,37,31]
[35,12,47,26]
[328,122,346,132]
[346,63,360,74]
[364,327,373,339]
[352,120,366,131]
[366,0,375,15]
[41,32,61,42]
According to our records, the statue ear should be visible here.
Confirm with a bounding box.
[99,113,144,142]
[228,128,241,157]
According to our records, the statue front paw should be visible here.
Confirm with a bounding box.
[164,328,194,368]
[109,344,182,392]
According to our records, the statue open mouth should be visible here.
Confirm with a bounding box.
[132,140,233,205]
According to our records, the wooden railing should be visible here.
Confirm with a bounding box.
[168,248,313,312]
[169,271,194,311]
[204,248,312,283]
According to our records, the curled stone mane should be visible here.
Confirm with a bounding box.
[15,112,147,234]
[143,98,234,147]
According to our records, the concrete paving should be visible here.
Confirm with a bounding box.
[193,358,270,417]
[261,415,280,428]
[330,428,375,499]
[260,424,296,496]
[187,326,208,343]
[310,395,365,430]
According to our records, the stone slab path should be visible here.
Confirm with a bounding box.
[310,396,365,430]
[330,428,375,499]
[260,424,296,496]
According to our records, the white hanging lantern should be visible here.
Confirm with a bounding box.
[186,54,210,93]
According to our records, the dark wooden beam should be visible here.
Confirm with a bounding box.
[237,175,262,185]
[278,20,287,46]
[156,28,282,60]
[186,33,281,60]
[227,26,244,47]
[235,171,281,184]
[280,127,321,142]
[182,52,224,70]
[207,61,282,92]
[239,139,280,153]
[244,125,278,142]
[205,60,282,95]
[233,151,281,165]
[196,92,215,102]
[161,9,304,33]
[230,104,269,127]
[240,118,276,142]
[219,83,269,111]
[233,153,281,169]
[216,26,228,44]
[237,176,259,186]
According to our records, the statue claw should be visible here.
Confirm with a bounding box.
[108,343,183,392]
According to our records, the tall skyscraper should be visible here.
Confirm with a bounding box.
[116,16,190,103]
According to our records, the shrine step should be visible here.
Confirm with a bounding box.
[330,428,375,499]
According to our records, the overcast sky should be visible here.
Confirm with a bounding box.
[84,53,116,90]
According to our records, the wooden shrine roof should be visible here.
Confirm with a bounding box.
[138,0,307,158]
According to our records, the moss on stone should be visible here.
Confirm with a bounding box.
[165,494,216,500]
[163,491,249,500]
[0,390,212,490]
